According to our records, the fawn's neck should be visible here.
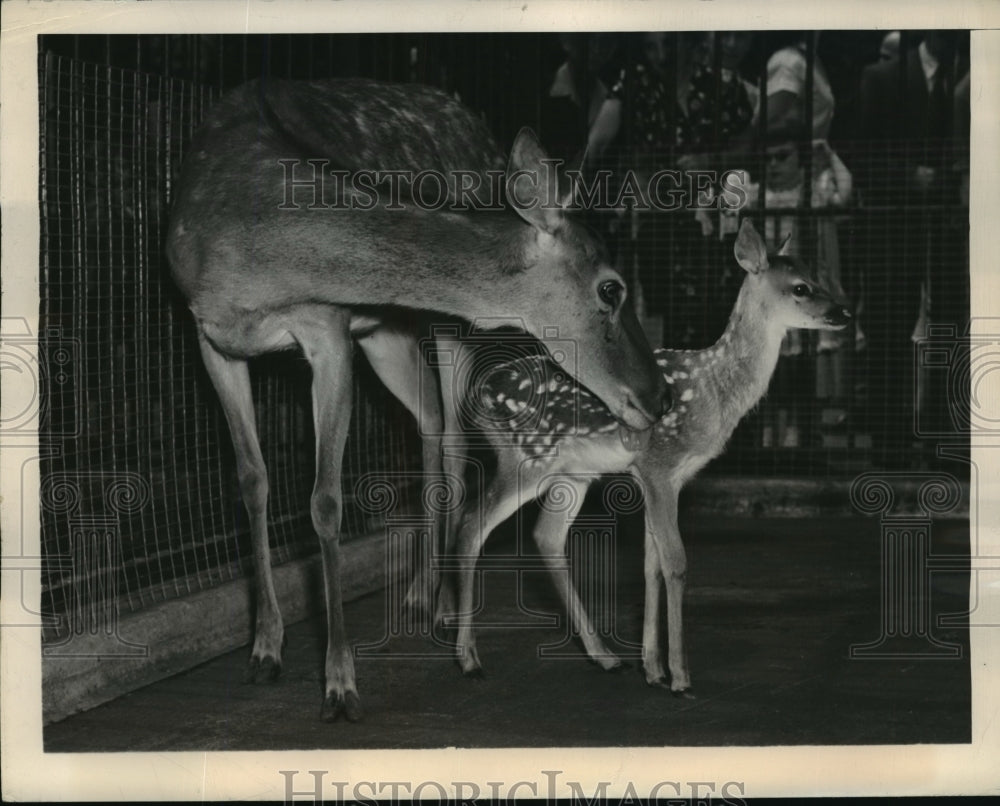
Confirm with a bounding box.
[702,278,788,429]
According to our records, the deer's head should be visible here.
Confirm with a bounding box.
[734,218,853,332]
[501,128,668,429]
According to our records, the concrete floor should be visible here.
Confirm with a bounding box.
[45,514,970,750]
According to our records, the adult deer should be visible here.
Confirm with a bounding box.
[442,219,852,693]
[166,77,666,722]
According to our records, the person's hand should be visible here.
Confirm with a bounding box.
[694,208,715,237]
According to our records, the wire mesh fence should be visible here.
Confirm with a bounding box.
[36,32,970,642]
[38,51,423,640]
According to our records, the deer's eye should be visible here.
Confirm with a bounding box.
[598,280,625,308]
[792,283,812,298]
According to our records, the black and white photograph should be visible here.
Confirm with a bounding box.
[2,0,998,800]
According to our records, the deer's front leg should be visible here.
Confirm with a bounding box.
[642,479,691,695]
[641,528,667,687]
[197,333,284,683]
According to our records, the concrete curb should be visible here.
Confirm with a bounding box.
[684,475,971,519]
[42,531,392,725]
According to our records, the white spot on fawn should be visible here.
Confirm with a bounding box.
[518,379,531,391]
[664,374,675,385]
[505,398,518,412]
[680,388,695,402]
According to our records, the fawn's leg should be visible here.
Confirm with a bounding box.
[641,477,691,694]
[358,323,445,616]
[296,315,362,722]
[197,331,284,683]
[641,528,667,686]
[533,480,623,670]
[442,474,524,676]
[432,334,470,621]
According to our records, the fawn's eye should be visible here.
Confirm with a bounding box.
[598,280,625,308]
[792,283,812,298]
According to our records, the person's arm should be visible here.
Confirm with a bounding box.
[821,144,852,206]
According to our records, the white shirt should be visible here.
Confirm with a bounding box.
[918,40,940,94]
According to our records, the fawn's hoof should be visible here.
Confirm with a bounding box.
[243,655,282,684]
[647,676,695,699]
[462,666,485,680]
[605,659,631,674]
[320,690,363,723]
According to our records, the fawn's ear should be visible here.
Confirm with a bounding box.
[777,231,793,256]
[734,218,768,274]
[506,127,566,234]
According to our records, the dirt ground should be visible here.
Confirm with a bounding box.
[44,515,970,750]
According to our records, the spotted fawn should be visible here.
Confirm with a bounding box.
[437,218,852,693]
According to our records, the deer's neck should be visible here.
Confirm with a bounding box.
[704,279,787,429]
[217,205,540,326]
[360,210,536,316]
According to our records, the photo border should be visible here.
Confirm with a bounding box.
[2,0,998,799]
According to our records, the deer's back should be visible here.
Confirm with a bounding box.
[166,77,505,301]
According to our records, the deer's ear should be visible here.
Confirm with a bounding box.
[506,127,564,234]
[734,218,768,274]
[777,231,793,256]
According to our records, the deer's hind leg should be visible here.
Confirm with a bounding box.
[294,309,363,722]
[196,330,284,683]
[357,321,449,618]
[533,478,623,671]
[441,461,532,677]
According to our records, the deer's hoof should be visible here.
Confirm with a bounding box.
[671,686,695,700]
[604,659,630,673]
[243,655,282,684]
[462,666,485,680]
[645,676,672,691]
[320,690,364,723]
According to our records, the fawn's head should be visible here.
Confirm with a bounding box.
[733,219,853,332]
[502,128,668,428]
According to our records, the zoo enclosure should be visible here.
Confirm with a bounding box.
[37,32,970,650]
